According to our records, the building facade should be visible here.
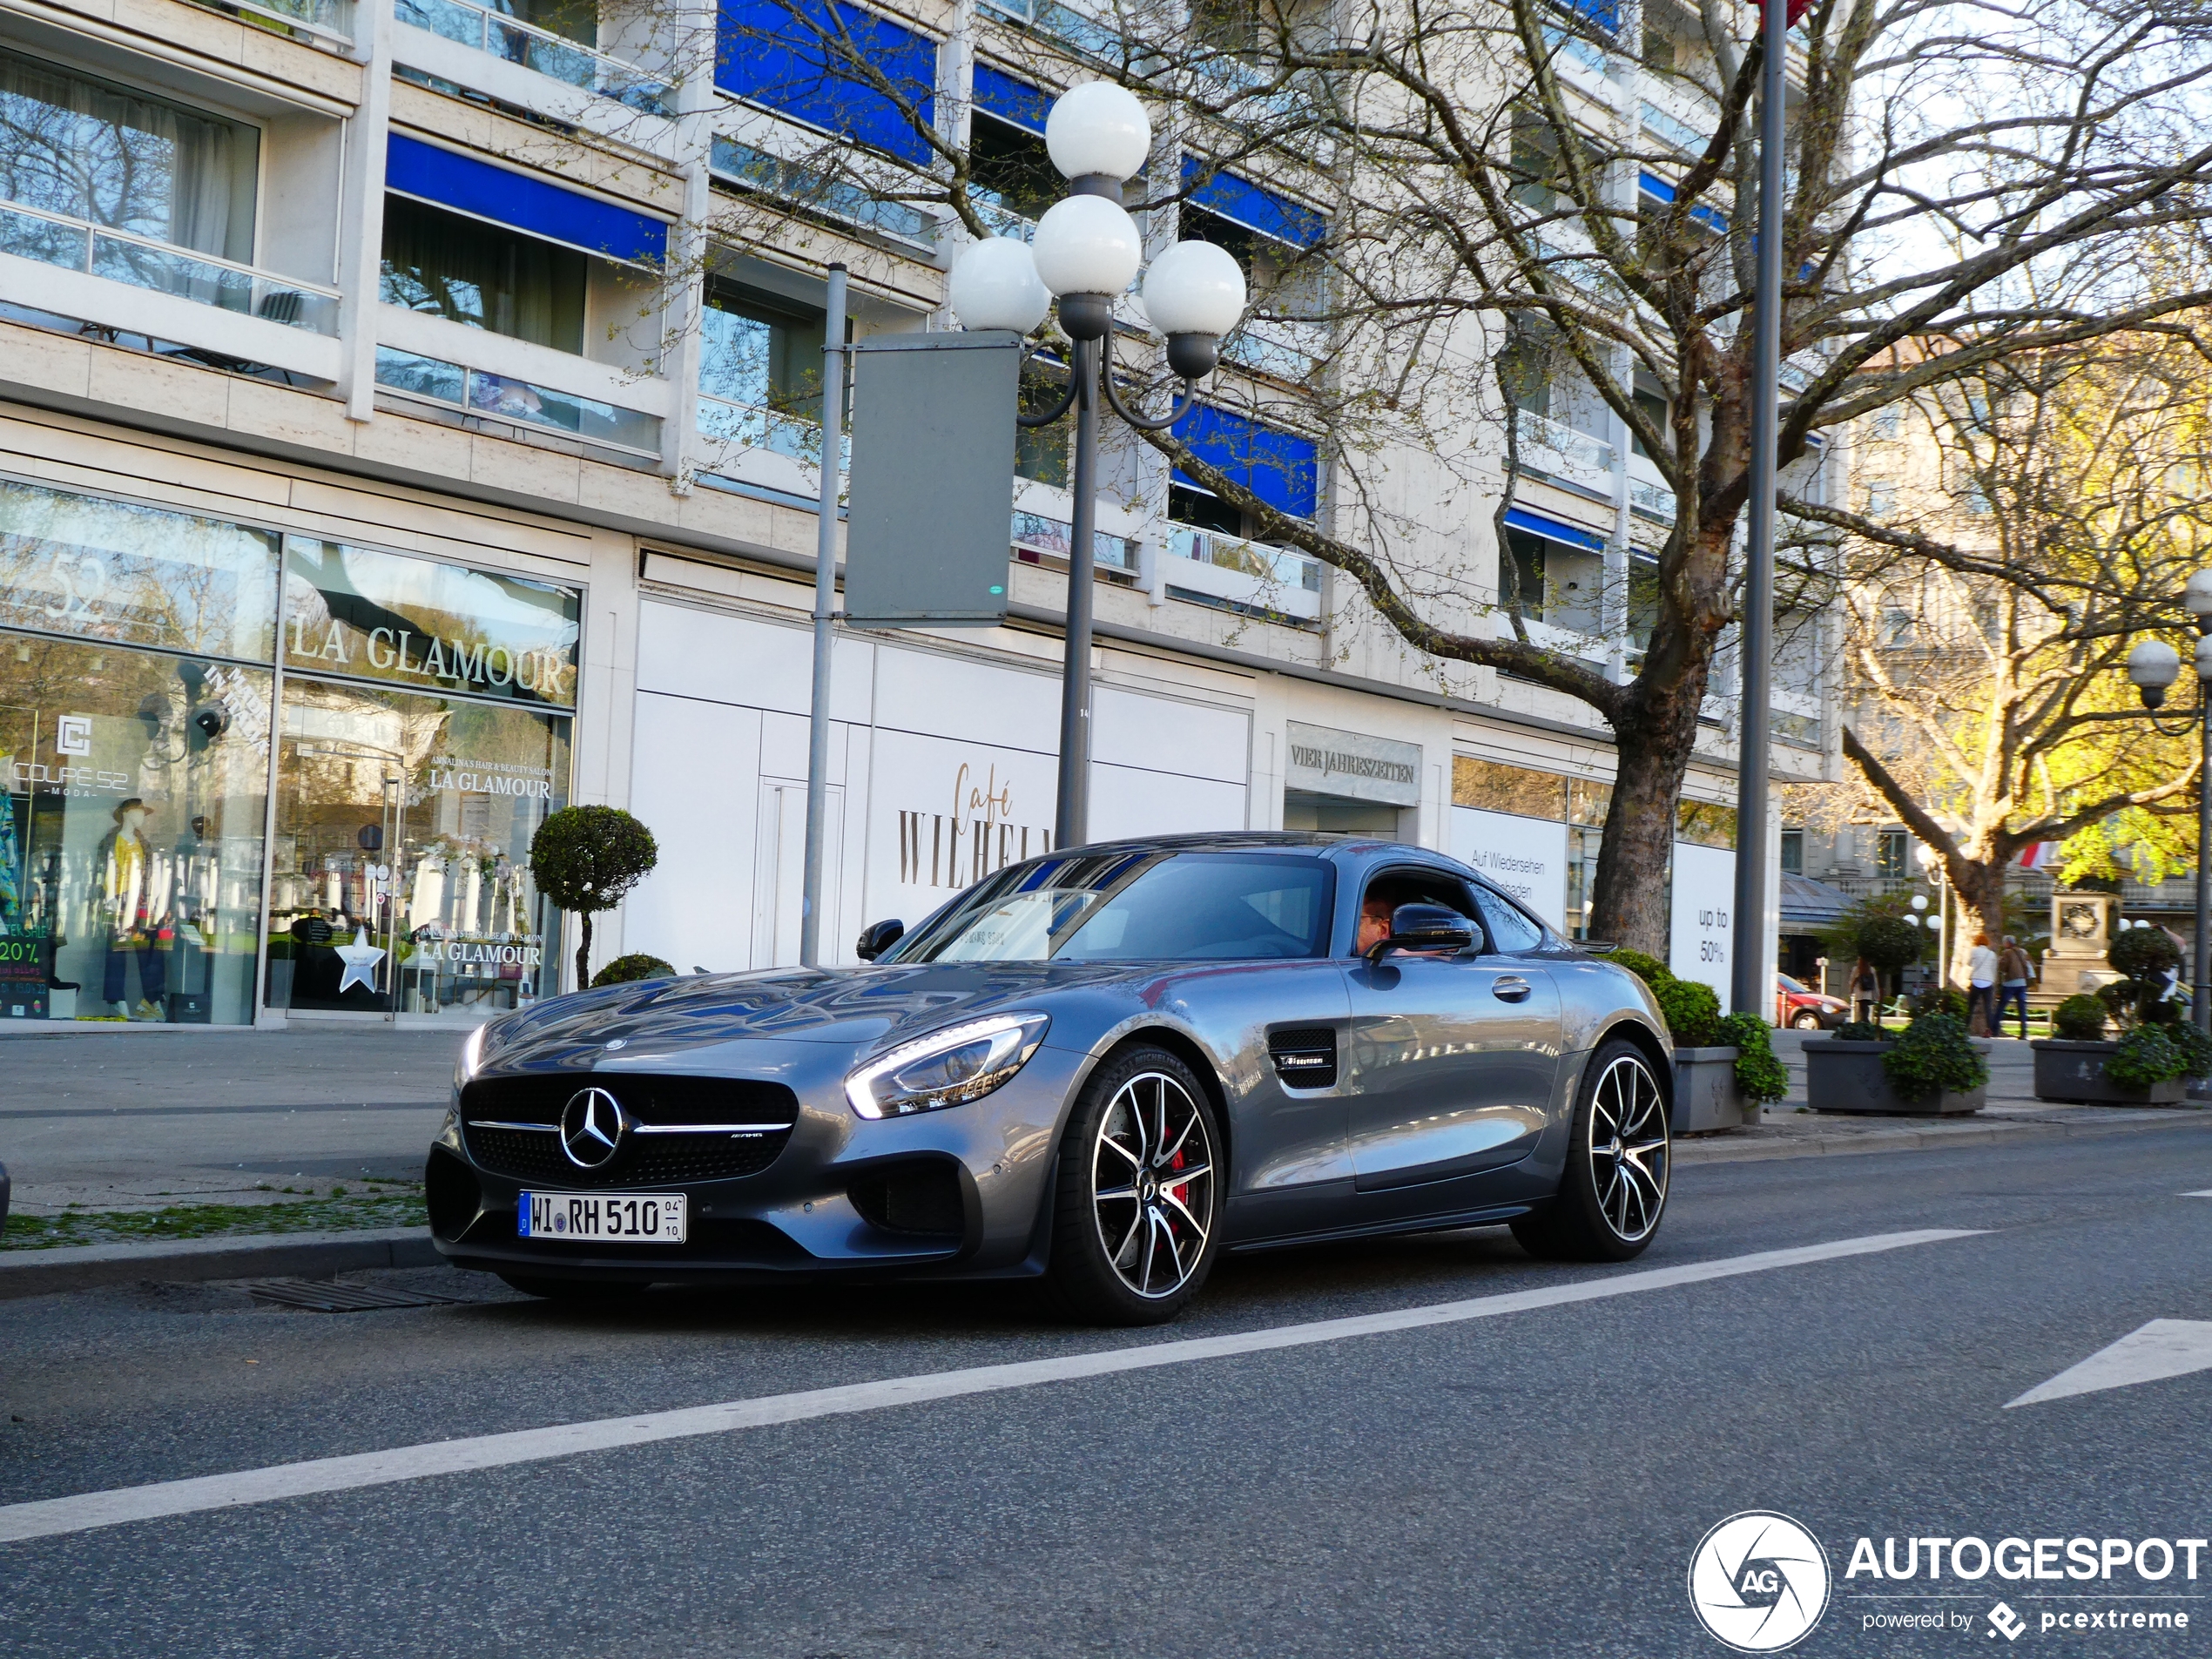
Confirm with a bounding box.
[0,0,1836,1028]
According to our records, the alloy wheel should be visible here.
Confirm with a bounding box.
[1090,1070,1215,1299]
[1588,1053,1668,1243]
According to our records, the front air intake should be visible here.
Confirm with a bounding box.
[1268,1027,1338,1089]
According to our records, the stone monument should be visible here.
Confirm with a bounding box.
[2040,890,2116,999]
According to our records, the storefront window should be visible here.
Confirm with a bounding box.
[1452,755,1568,820]
[269,540,577,1019]
[1,633,270,1022]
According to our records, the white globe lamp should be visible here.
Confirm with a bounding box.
[948,237,1050,334]
[2187,568,2212,624]
[1045,82,1150,183]
[2195,633,2212,683]
[2129,638,2181,709]
[1143,239,1248,379]
[1031,194,1143,339]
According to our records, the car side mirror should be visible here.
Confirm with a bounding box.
[855,919,906,961]
[1367,902,1477,963]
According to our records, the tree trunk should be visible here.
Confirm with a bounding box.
[575,911,594,994]
[1950,860,2008,988]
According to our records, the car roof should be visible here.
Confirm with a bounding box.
[1054,831,1431,860]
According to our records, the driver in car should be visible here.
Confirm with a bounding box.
[1357,886,1472,957]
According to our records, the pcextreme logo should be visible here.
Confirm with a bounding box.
[1689,1511,1832,1653]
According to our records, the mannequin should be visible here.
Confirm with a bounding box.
[98,797,166,1019]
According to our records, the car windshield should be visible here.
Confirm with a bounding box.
[894,852,1336,963]
[1778,974,1807,993]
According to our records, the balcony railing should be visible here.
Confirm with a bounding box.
[1514,406,1615,475]
[711,139,934,246]
[1166,527,1322,622]
[0,201,340,334]
[1223,317,1324,382]
[376,347,661,454]
[396,0,671,113]
[202,0,354,44]
[1013,510,1138,580]
[978,0,1123,63]
[1629,479,1676,522]
[971,193,1037,242]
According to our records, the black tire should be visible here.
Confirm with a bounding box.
[496,1273,631,1302]
[1791,1010,1823,1030]
[1046,1043,1224,1325]
[1511,1038,1670,1263]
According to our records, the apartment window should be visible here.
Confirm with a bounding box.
[1170,482,1243,537]
[1871,403,1904,440]
[1878,828,1910,882]
[0,48,258,263]
[490,0,598,46]
[380,197,585,352]
[1504,529,1548,614]
[1780,828,1804,875]
[698,279,826,422]
[1865,478,1895,517]
[969,113,1060,223]
[1882,605,1913,647]
[1015,364,1070,488]
[1631,371,1669,461]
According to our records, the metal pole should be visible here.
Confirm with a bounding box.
[2196,682,2210,1031]
[1054,335,1100,850]
[1730,0,1788,1021]
[799,262,848,968]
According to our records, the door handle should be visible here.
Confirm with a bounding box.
[1493,975,1533,1003]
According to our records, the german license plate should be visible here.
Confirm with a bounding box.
[518,1190,686,1244]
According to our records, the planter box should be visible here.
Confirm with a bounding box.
[1672,1046,1753,1132]
[2030,1039,2186,1105]
[1804,1035,1987,1116]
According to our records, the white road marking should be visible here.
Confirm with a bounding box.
[2006,1319,2212,1408]
[2182,1190,2212,1198]
[0,1229,1979,1545]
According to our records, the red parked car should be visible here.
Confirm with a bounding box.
[1777,973,1850,1029]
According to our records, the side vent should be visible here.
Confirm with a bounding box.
[1268,1027,1338,1089]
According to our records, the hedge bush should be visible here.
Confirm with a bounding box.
[2053,995,2107,1042]
[1882,1013,1987,1102]
[1654,977,1721,1048]
[1716,1011,1789,1103]
[590,953,677,988]
[2105,1026,2186,1091]
[1608,948,1672,989]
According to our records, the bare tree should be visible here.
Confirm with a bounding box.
[705,0,2212,951]
[1824,326,2212,977]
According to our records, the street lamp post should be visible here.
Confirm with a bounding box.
[944,83,1246,849]
[2126,584,2212,1033]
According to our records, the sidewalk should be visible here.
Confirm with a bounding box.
[1,1028,462,1217]
[1675,1029,2212,1164]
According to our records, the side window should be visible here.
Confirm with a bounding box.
[1354,869,1483,956]
[1472,886,1545,954]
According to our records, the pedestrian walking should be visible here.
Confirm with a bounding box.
[1848,955,1880,1024]
[1998,935,2032,1039]
[1968,932,2000,1035]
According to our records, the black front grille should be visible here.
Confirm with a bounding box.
[461,1073,799,1188]
[1269,1027,1339,1089]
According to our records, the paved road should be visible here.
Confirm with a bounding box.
[5,1127,2211,1656]
[0,1029,462,1211]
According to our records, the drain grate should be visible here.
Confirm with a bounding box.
[246,1277,472,1313]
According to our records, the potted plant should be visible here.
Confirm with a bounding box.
[1608,951,1787,1130]
[529,806,660,994]
[1806,1011,1991,1115]
[2032,932,2212,1103]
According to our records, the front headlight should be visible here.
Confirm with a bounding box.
[455,1022,491,1090]
[845,1013,1050,1120]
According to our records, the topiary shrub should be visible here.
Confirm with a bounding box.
[1834,1020,1887,1042]
[1608,948,1674,989]
[529,806,660,994]
[2053,994,2107,1042]
[1716,1010,1788,1103]
[2105,1026,2186,1091]
[2108,926,2182,982]
[1911,985,1970,1022]
[590,953,676,988]
[1653,977,1721,1047]
[1857,914,1923,985]
[1882,1013,1988,1102]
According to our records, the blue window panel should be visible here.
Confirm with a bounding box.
[974,64,1049,133]
[1176,406,1318,519]
[1558,0,1618,35]
[1637,170,1675,202]
[1639,169,1728,232]
[717,0,936,165]
[1180,157,1325,250]
[1504,507,1606,551]
[386,135,667,264]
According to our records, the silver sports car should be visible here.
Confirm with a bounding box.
[427,833,1674,1325]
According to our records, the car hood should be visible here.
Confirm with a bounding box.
[479,961,1151,1071]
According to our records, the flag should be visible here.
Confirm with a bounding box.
[2016,842,2059,872]
[1784,0,1812,24]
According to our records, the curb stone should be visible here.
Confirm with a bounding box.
[1675,1107,2212,1166]
[0,1226,442,1300]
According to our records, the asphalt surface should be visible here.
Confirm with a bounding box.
[4,1126,2211,1656]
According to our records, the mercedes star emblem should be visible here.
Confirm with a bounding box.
[559,1086,626,1169]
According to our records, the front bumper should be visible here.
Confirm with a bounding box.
[428,1038,1085,1285]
